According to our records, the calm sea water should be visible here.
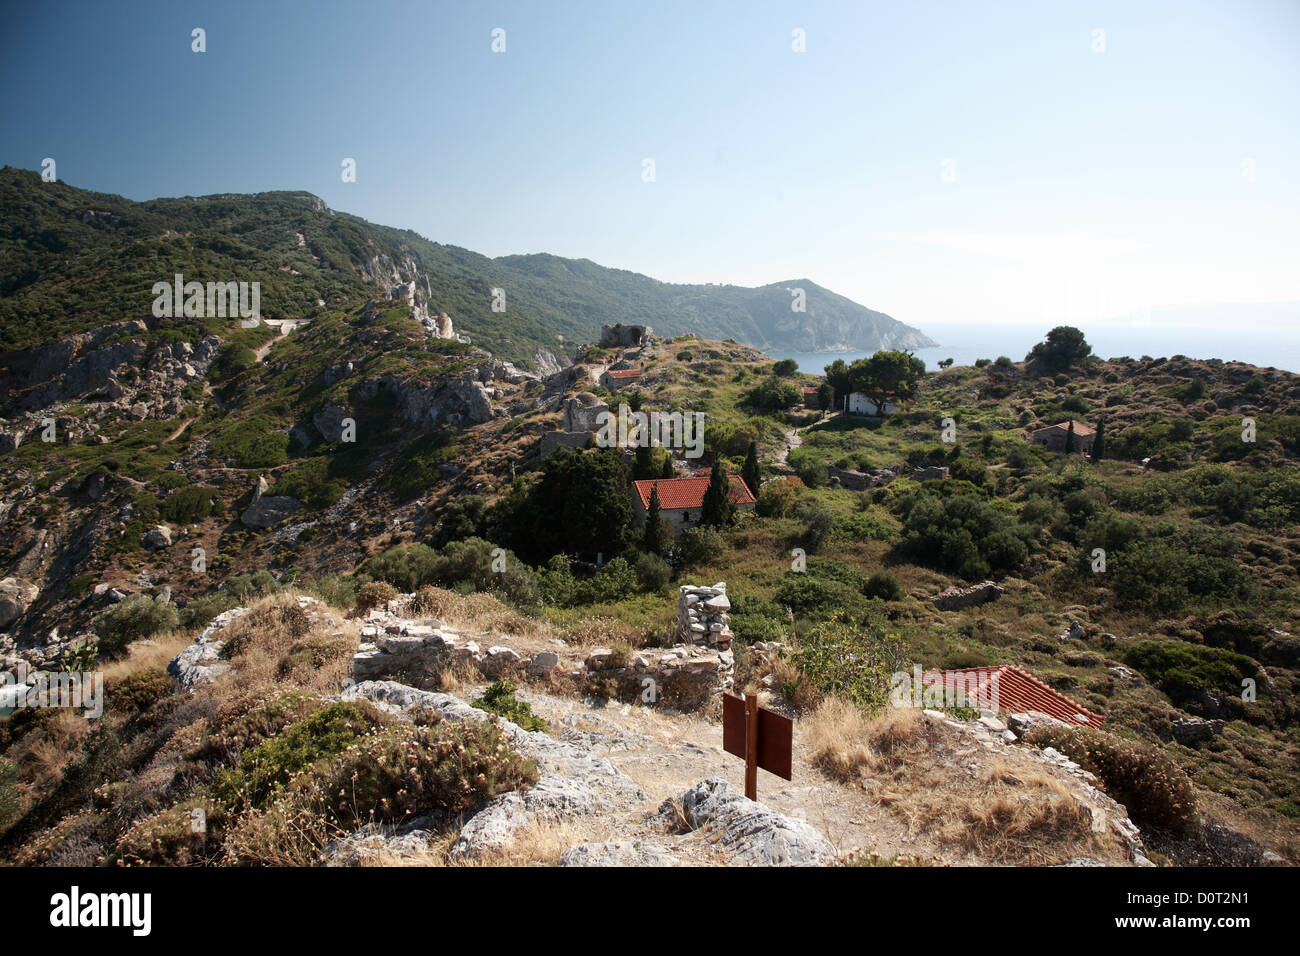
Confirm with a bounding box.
[769,321,1300,375]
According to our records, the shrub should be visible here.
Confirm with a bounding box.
[356,580,399,612]
[472,679,549,733]
[222,570,280,603]
[896,491,1031,579]
[1024,725,1197,834]
[0,757,22,836]
[358,543,440,592]
[728,596,788,643]
[214,701,387,810]
[220,599,312,658]
[160,485,219,523]
[864,570,903,601]
[672,526,723,569]
[301,573,357,610]
[210,415,290,469]
[95,595,179,658]
[223,719,537,865]
[756,476,804,517]
[791,612,906,710]
[1122,640,1258,710]
[634,551,672,592]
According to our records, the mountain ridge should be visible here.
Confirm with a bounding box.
[0,167,933,363]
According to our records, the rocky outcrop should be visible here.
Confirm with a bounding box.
[661,778,834,866]
[141,525,172,550]
[600,324,653,348]
[340,680,648,861]
[558,840,677,867]
[0,577,39,629]
[167,607,245,690]
[240,476,304,529]
[311,403,349,441]
[1172,716,1225,746]
[929,580,1003,611]
[355,371,493,427]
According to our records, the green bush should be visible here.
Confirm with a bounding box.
[673,526,723,569]
[210,414,290,469]
[214,701,387,810]
[791,611,906,709]
[160,485,219,523]
[634,551,672,592]
[1122,640,1258,711]
[896,491,1031,579]
[358,543,440,592]
[472,679,549,733]
[95,595,179,658]
[864,570,903,601]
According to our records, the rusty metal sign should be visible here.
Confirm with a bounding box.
[722,691,793,799]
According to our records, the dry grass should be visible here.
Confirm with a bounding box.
[805,697,875,782]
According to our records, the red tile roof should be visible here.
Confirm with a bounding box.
[632,474,757,511]
[926,665,1105,728]
[604,368,642,380]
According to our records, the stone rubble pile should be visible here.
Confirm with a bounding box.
[677,582,734,649]
[928,580,1004,611]
[355,596,734,704]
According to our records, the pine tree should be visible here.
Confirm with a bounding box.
[643,485,670,555]
[700,461,735,527]
[741,441,761,500]
[1065,421,1076,454]
[1092,419,1106,461]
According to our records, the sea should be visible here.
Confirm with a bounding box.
[768,319,1300,375]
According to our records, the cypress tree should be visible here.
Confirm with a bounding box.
[741,441,761,500]
[701,461,735,527]
[660,455,675,479]
[1092,419,1106,461]
[1065,421,1076,454]
[643,485,670,555]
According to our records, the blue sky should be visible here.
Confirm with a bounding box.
[2,0,1297,334]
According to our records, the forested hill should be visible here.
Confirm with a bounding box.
[0,167,931,364]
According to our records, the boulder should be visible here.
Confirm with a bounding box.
[141,525,172,550]
[662,778,834,866]
[1172,716,1225,746]
[0,577,39,629]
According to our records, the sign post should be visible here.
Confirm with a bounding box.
[723,690,793,801]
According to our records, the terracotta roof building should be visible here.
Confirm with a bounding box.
[599,367,643,389]
[924,664,1105,728]
[1029,420,1096,454]
[631,473,757,534]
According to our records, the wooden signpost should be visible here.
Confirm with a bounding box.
[722,691,793,800]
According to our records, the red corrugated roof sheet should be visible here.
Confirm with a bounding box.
[604,368,642,380]
[926,664,1104,728]
[632,474,756,511]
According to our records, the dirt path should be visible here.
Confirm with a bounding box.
[498,683,1140,866]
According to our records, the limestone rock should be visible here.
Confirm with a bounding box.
[0,577,39,629]
[662,778,834,866]
[141,525,172,550]
[559,841,677,867]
